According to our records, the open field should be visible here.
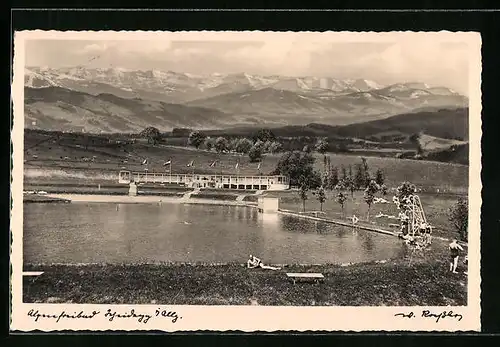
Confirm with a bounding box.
[24,130,467,194]
[23,242,467,306]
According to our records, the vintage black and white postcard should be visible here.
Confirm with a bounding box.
[10,30,482,332]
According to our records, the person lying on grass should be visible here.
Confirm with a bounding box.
[449,239,464,273]
[247,255,281,270]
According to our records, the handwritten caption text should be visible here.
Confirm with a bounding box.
[27,308,181,324]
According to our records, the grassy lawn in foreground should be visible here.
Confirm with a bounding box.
[23,246,467,306]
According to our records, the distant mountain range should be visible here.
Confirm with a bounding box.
[25,66,389,102]
[24,66,469,132]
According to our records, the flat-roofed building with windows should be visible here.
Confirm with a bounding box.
[118,170,290,191]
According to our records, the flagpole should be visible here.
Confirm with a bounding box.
[169,160,172,184]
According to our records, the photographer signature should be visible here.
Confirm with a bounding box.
[394,310,463,323]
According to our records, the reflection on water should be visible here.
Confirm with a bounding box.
[261,213,280,226]
[23,203,405,265]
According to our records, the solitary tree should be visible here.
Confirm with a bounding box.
[248,143,263,162]
[335,180,348,218]
[253,128,276,143]
[140,126,162,145]
[236,138,253,154]
[449,197,468,241]
[262,140,273,153]
[345,165,356,198]
[298,176,309,213]
[326,166,339,190]
[254,139,265,148]
[316,186,327,211]
[354,163,366,190]
[361,157,370,187]
[340,165,347,181]
[272,151,322,189]
[309,170,323,190]
[322,169,330,190]
[204,137,215,151]
[364,180,381,221]
[215,137,229,153]
[375,168,385,186]
[188,131,206,149]
[268,141,283,154]
[228,138,240,152]
[315,138,329,171]
[315,137,329,154]
[409,133,423,155]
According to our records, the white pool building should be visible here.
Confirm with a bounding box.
[118,170,290,191]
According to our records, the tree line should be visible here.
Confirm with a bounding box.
[187,129,283,163]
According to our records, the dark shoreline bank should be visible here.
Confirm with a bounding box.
[23,195,71,203]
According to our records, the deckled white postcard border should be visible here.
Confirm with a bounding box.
[10,30,482,332]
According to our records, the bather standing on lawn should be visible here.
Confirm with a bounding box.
[247,255,281,270]
[449,239,464,273]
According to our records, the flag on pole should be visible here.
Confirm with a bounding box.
[257,162,261,170]
[235,162,239,170]
[141,158,148,165]
[163,160,171,166]
[187,160,194,167]
[210,160,217,167]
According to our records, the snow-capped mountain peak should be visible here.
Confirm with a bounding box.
[23,66,464,106]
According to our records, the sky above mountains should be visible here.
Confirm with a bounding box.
[25,36,470,95]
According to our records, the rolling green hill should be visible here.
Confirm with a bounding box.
[24,87,240,133]
[206,108,468,142]
[331,108,468,141]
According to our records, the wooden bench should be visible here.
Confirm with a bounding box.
[23,271,44,276]
[286,273,324,284]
